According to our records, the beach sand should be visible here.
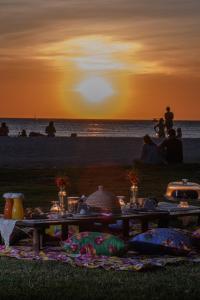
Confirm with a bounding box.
[0,137,199,168]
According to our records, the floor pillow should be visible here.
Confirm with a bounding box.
[109,220,123,230]
[129,228,192,255]
[191,228,200,248]
[62,231,126,256]
[46,225,62,239]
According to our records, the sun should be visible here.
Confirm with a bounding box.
[75,76,115,103]
[39,35,152,117]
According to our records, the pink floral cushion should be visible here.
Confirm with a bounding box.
[62,231,126,256]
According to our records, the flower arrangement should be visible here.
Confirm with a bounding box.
[127,171,139,186]
[55,176,70,214]
[127,171,139,206]
[55,176,70,190]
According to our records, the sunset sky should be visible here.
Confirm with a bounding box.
[0,0,200,120]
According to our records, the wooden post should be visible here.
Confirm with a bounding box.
[33,228,40,254]
[158,215,169,228]
[61,224,69,240]
[141,220,149,232]
[122,219,130,238]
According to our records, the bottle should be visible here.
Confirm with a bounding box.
[12,193,24,220]
[3,193,13,219]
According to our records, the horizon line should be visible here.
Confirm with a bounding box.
[0,117,200,122]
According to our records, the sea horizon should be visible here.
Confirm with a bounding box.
[0,118,200,138]
[1,117,200,122]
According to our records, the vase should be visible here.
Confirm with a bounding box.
[12,197,24,220]
[4,198,13,219]
[130,184,138,207]
[58,188,67,215]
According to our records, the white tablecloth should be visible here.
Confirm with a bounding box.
[0,219,16,247]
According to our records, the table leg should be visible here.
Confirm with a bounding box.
[61,224,69,240]
[33,228,41,254]
[122,219,130,238]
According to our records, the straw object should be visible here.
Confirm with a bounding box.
[86,186,121,214]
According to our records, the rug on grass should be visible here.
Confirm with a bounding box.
[0,245,200,272]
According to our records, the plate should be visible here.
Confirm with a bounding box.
[72,213,100,218]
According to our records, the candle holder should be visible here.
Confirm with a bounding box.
[50,201,61,213]
[68,197,79,214]
[117,196,126,213]
[178,201,189,208]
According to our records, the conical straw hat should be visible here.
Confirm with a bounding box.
[86,186,121,213]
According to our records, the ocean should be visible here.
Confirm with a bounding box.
[0,118,200,138]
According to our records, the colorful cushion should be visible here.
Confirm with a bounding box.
[129,228,192,255]
[62,231,126,256]
[46,225,79,240]
[46,225,62,239]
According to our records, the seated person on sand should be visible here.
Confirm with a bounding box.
[29,132,45,137]
[159,129,183,164]
[0,122,9,136]
[154,118,165,138]
[45,121,56,137]
[18,129,27,137]
[140,135,163,164]
[176,128,182,139]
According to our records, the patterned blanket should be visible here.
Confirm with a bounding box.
[0,245,200,272]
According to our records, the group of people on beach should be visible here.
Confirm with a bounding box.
[154,106,182,139]
[0,107,184,165]
[141,107,183,165]
[0,121,57,138]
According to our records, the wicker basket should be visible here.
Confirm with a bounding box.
[86,186,121,214]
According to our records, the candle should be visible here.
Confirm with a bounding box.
[178,201,189,208]
[50,201,61,213]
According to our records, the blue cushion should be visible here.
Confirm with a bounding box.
[109,220,123,230]
[191,228,200,248]
[129,228,192,255]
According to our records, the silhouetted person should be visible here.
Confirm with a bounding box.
[177,128,182,139]
[140,135,163,164]
[164,106,174,132]
[18,129,27,137]
[159,129,183,164]
[45,121,56,137]
[0,122,9,136]
[154,118,165,138]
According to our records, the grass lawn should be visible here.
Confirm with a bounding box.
[0,163,200,299]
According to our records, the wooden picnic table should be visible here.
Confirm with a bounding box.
[16,211,169,253]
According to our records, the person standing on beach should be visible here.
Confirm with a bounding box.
[154,118,165,138]
[45,121,56,137]
[164,106,174,132]
[159,129,183,164]
[0,122,9,136]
